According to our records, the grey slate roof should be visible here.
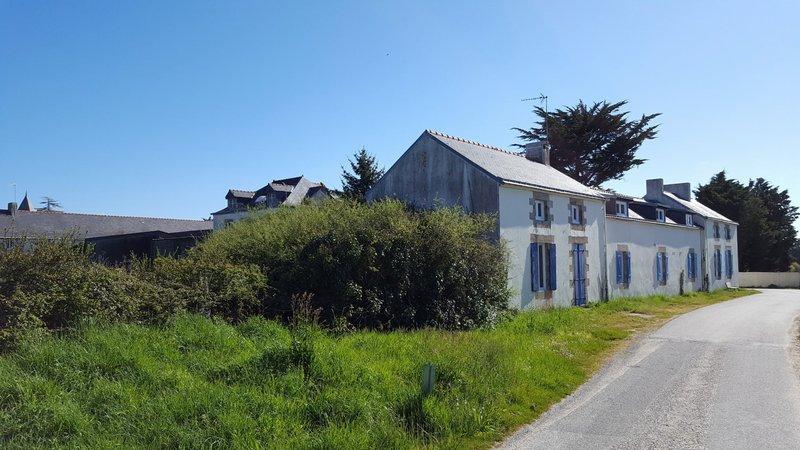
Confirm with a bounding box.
[214,175,331,215]
[0,210,212,239]
[226,190,255,199]
[426,130,605,199]
[663,192,735,223]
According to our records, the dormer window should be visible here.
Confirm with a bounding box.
[615,201,628,217]
[685,214,693,227]
[656,208,665,223]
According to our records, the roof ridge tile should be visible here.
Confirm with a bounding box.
[426,129,522,157]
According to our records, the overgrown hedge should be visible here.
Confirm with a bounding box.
[0,201,509,347]
[193,200,510,329]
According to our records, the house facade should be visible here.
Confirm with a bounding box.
[368,130,739,309]
[211,176,334,229]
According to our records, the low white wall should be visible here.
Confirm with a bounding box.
[739,272,800,288]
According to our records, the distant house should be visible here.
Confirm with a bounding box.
[1,194,212,264]
[368,130,738,309]
[211,175,334,229]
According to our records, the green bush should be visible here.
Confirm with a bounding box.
[0,237,183,348]
[131,256,269,322]
[193,200,510,329]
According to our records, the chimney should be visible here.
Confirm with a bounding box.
[7,202,17,216]
[525,141,550,166]
[664,182,692,201]
[645,178,664,201]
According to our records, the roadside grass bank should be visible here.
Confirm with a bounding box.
[0,289,754,449]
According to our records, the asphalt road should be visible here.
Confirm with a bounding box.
[499,289,800,450]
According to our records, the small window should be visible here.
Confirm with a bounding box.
[615,250,631,285]
[530,243,557,292]
[687,250,697,280]
[534,200,545,221]
[570,204,582,225]
[724,225,731,240]
[656,251,668,285]
[685,214,693,227]
[656,208,665,223]
[713,223,720,239]
[615,201,628,217]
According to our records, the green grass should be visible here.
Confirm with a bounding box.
[0,289,754,449]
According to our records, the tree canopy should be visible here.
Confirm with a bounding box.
[340,147,384,202]
[695,171,798,271]
[513,100,660,187]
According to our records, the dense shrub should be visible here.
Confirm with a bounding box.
[0,237,183,348]
[131,256,268,322]
[193,200,510,329]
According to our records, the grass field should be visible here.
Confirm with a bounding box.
[0,289,754,449]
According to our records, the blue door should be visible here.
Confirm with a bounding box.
[573,243,587,306]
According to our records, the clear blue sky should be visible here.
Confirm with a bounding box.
[2,1,798,225]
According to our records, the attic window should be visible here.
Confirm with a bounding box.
[570,203,583,225]
[656,208,665,223]
[686,214,693,227]
[534,200,546,221]
[615,201,628,217]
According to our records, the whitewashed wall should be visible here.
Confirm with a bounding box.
[211,211,250,230]
[499,184,606,309]
[704,221,739,290]
[739,272,799,288]
[606,216,703,298]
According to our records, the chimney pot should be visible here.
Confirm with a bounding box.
[664,182,692,201]
[525,141,550,166]
[645,179,664,201]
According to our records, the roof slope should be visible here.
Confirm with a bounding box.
[663,192,735,223]
[0,210,212,239]
[426,130,605,199]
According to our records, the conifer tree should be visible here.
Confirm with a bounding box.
[340,147,384,202]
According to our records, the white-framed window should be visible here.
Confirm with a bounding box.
[656,208,665,223]
[615,201,628,217]
[685,214,693,226]
[724,225,732,240]
[570,204,582,225]
[713,222,720,239]
[530,242,557,292]
[534,200,545,221]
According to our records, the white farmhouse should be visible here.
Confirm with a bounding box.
[367,130,738,308]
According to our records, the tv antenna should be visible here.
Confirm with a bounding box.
[522,94,549,143]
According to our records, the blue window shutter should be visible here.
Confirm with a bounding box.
[686,253,692,279]
[664,254,669,282]
[625,252,632,284]
[615,251,623,284]
[656,253,663,283]
[530,243,539,292]
[548,244,557,291]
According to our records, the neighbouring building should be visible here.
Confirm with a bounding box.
[211,175,334,229]
[367,130,739,309]
[1,194,212,264]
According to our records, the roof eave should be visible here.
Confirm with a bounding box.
[500,180,606,201]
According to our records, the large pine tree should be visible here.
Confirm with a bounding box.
[695,171,798,271]
[513,100,660,187]
[340,147,384,202]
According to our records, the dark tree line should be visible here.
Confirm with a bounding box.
[696,171,798,272]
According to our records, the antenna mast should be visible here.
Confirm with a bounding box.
[521,94,549,144]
